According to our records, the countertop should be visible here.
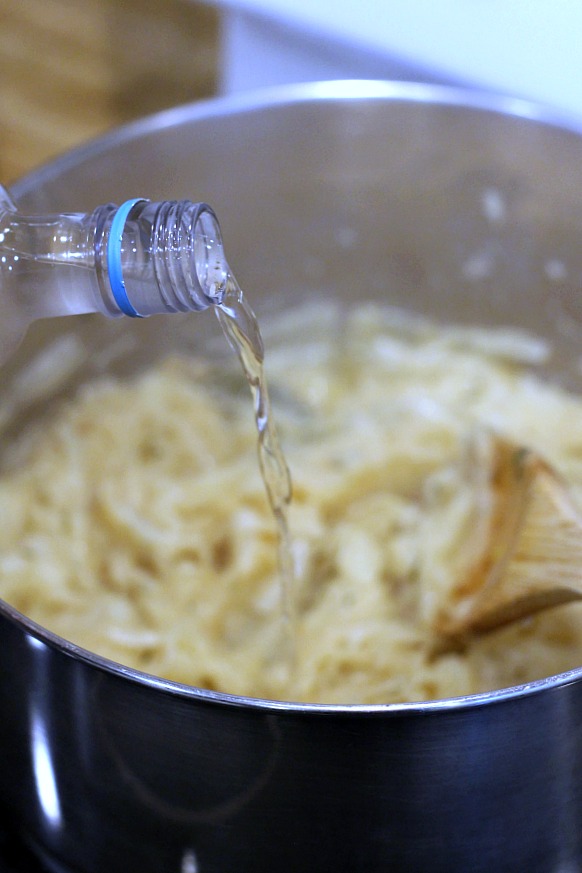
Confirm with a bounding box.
[0,0,219,184]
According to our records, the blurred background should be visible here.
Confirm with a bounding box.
[0,0,219,182]
[2,0,582,184]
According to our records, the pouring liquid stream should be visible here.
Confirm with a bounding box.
[215,275,296,669]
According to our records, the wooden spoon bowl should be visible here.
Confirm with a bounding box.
[432,434,582,644]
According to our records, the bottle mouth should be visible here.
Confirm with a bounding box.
[192,205,229,306]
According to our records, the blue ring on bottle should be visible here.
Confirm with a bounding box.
[107,198,145,317]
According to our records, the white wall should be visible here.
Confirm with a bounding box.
[212,1,582,119]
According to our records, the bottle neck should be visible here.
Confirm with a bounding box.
[94,199,230,318]
[0,194,230,321]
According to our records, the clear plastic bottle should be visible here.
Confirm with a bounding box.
[0,184,229,363]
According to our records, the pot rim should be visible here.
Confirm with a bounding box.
[11,78,582,203]
[8,78,582,717]
[3,596,580,715]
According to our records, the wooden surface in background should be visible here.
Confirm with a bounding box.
[0,0,219,183]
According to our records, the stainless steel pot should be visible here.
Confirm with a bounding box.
[4,80,582,873]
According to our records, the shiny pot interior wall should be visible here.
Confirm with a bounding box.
[8,84,582,401]
[3,82,582,873]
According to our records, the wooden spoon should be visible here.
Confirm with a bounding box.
[433,434,582,644]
